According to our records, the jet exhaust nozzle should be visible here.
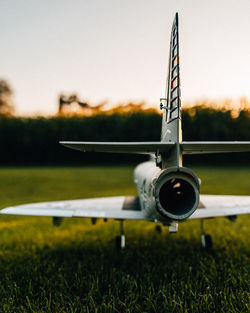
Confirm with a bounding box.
[155,169,200,221]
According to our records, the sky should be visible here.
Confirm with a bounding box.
[1,0,250,115]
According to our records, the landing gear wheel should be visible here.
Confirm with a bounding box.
[155,224,162,233]
[201,234,213,249]
[200,220,212,249]
[115,220,125,250]
[115,235,125,250]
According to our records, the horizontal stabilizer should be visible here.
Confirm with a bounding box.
[60,141,175,154]
[181,141,250,154]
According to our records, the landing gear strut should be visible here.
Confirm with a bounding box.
[115,220,125,250]
[201,219,212,248]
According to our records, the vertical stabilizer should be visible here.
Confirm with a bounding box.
[160,13,182,167]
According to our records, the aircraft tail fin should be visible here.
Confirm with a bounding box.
[59,13,250,167]
[160,13,182,144]
[158,13,182,168]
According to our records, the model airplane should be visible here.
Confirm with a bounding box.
[1,13,250,249]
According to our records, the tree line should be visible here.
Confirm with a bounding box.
[0,107,249,166]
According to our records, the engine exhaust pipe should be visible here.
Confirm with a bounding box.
[155,168,200,221]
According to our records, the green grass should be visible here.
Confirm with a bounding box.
[0,165,249,312]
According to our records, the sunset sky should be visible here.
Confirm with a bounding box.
[1,0,250,115]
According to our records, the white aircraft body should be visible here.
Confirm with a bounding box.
[1,13,250,249]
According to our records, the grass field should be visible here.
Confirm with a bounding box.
[0,165,249,312]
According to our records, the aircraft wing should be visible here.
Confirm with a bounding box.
[1,194,249,221]
[189,195,250,219]
[0,196,144,220]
